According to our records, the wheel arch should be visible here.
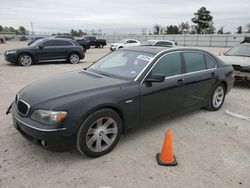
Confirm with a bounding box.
[78,104,125,134]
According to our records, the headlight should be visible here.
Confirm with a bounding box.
[6,50,17,55]
[30,110,67,125]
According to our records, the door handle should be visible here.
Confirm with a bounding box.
[211,72,216,78]
[177,78,185,85]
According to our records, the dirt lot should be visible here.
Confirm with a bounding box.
[0,42,250,188]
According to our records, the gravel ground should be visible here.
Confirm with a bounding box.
[0,42,249,188]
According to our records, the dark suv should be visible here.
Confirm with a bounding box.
[4,38,85,66]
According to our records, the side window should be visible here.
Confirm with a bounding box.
[183,52,206,73]
[152,53,182,77]
[127,40,137,43]
[42,40,55,46]
[156,41,172,46]
[205,55,216,69]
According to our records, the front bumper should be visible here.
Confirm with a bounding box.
[232,65,250,80]
[5,53,18,64]
[11,104,74,151]
[110,46,116,51]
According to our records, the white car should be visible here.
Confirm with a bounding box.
[218,42,250,81]
[141,40,176,47]
[110,39,140,51]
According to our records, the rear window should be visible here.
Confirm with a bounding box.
[205,55,216,69]
[183,52,206,73]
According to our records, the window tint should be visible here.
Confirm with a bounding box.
[127,40,137,43]
[152,53,182,77]
[155,41,172,46]
[205,55,216,69]
[42,40,72,46]
[183,52,206,73]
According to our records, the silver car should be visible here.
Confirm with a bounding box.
[219,43,250,81]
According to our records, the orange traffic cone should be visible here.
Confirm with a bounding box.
[156,129,177,166]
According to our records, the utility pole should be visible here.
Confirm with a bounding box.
[31,21,34,36]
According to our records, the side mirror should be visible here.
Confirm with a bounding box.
[38,44,45,49]
[146,74,165,83]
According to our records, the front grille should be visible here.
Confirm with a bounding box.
[16,98,30,116]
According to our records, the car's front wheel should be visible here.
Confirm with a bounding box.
[76,109,122,157]
[69,53,80,64]
[18,54,33,66]
[207,83,226,111]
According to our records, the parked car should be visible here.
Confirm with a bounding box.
[6,46,234,157]
[75,38,90,52]
[218,41,250,81]
[19,36,29,41]
[28,36,44,46]
[83,36,107,48]
[51,35,90,52]
[4,38,85,66]
[0,35,6,43]
[141,40,176,47]
[110,39,140,51]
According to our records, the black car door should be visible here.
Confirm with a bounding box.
[35,40,57,61]
[52,40,73,59]
[140,52,185,120]
[182,52,217,107]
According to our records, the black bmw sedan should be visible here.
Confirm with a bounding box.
[4,38,85,66]
[7,46,234,157]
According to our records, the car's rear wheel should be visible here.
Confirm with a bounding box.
[76,109,122,157]
[69,53,80,64]
[18,54,32,66]
[207,83,225,111]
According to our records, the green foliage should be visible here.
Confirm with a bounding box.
[70,29,87,36]
[154,24,161,35]
[237,26,242,34]
[191,7,215,34]
[217,26,224,34]
[179,22,190,34]
[166,25,179,34]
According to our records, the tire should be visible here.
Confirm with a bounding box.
[76,109,122,157]
[206,83,226,111]
[99,44,103,48]
[18,54,32,66]
[69,53,80,64]
[118,46,123,49]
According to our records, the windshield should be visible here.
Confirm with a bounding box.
[141,41,155,45]
[29,39,44,47]
[225,45,250,57]
[88,50,155,80]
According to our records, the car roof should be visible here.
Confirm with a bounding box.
[45,38,74,42]
[121,46,217,56]
[147,39,174,42]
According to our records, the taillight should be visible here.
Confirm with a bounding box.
[80,46,84,53]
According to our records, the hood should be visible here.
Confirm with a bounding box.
[218,55,250,67]
[18,70,128,107]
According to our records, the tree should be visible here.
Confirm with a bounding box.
[0,25,3,32]
[217,26,224,34]
[18,26,27,35]
[179,22,190,34]
[191,7,214,34]
[166,25,179,34]
[153,24,161,35]
[246,23,250,33]
[237,26,242,34]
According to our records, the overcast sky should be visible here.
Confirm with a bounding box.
[0,0,249,34]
